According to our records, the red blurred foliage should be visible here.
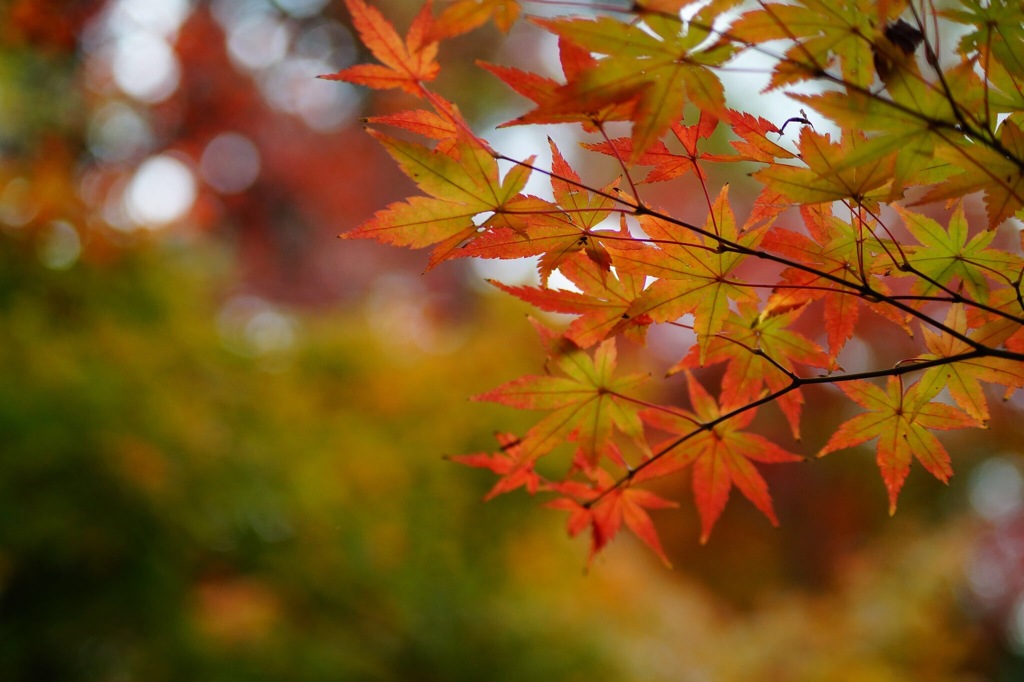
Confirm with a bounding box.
[166,8,463,304]
[1,0,99,52]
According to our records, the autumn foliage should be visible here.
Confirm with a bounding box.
[324,0,1024,565]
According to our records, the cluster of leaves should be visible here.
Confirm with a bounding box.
[324,0,1024,565]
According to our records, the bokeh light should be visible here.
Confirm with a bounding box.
[88,102,153,162]
[36,220,81,270]
[0,178,38,228]
[970,456,1024,523]
[201,132,261,194]
[111,30,180,102]
[124,154,197,227]
[227,13,290,70]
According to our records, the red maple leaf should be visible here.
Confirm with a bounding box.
[640,373,804,543]
[547,471,678,566]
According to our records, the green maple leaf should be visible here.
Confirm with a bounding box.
[819,376,980,514]
[729,0,907,90]
[916,116,1024,229]
[943,0,1024,78]
[474,337,649,468]
[896,201,1024,301]
[794,60,984,198]
[342,131,532,268]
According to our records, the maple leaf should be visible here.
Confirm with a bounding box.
[967,287,1024,357]
[452,198,600,278]
[793,61,984,198]
[583,112,740,183]
[319,0,438,96]
[725,109,796,164]
[763,204,908,358]
[480,38,634,133]
[342,131,533,268]
[942,0,1024,78]
[635,0,739,13]
[366,109,458,147]
[489,251,649,348]
[915,115,1024,229]
[448,432,541,500]
[512,13,730,161]
[473,337,649,468]
[819,376,980,514]
[640,373,803,543]
[754,129,896,208]
[895,202,1024,301]
[670,301,832,438]
[611,185,765,361]
[547,471,678,566]
[451,140,625,284]
[430,0,520,40]
[729,0,907,90]
[363,96,464,152]
[917,305,1024,423]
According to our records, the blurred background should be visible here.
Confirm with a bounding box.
[2,0,1024,679]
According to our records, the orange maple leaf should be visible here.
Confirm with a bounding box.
[448,432,541,500]
[819,376,980,514]
[431,0,520,40]
[640,374,804,543]
[548,471,678,566]
[319,0,439,96]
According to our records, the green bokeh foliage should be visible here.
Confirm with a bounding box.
[0,235,615,681]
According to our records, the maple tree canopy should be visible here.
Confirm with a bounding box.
[324,0,1024,564]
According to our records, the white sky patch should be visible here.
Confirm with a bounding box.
[469,256,539,290]
[489,123,557,201]
[719,47,840,142]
